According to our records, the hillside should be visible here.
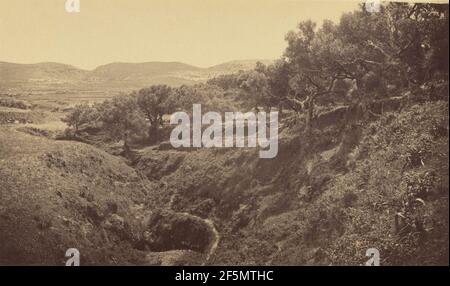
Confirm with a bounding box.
[208,59,274,72]
[0,62,88,85]
[0,97,448,265]
[134,99,449,265]
[0,126,223,266]
[0,1,447,266]
[91,62,200,81]
[0,127,151,265]
[0,59,271,90]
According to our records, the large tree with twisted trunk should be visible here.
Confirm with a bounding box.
[280,3,448,133]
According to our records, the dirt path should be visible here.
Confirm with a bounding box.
[133,164,220,265]
[202,218,220,265]
[168,192,220,265]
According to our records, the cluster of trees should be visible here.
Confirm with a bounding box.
[64,3,448,150]
[62,83,241,151]
[209,3,448,131]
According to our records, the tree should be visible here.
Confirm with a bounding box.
[62,104,92,135]
[99,95,146,153]
[279,2,449,134]
[207,73,241,90]
[173,85,202,112]
[338,3,449,89]
[135,85,176,143]
[238,70,272,112]
[284,20,354,132]
[265,59,291,114]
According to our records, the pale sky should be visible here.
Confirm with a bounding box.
[0,0,361,70]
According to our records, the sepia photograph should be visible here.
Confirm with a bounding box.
[0,0,448,270]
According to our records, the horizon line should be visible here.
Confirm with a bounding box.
[0,58,277,72]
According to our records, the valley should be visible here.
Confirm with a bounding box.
[0,2,448,266]
[1,90,448,265]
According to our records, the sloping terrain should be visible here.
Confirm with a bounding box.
[0,127,221,266]
[91,62,201,80]
[0,107,45,124]
[0,60,271,90]
[1,99,448,265]
[0,127,150,265]
[135,100,449,265]
[208,59,274,72]
[0,62,87,83]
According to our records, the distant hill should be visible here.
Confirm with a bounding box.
[0,62,88,84]
[0,59,274,91]
[208,59,274,72]
[91,62,201,80]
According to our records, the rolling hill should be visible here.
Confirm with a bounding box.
[208,59,274,72]
[0,59,274,90]
[90,62,201,81]
[0,62,88,84]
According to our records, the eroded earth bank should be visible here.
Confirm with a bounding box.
[1,98,448,266]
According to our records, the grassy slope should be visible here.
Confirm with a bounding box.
[1,99,447,265]
[136,100,449,265]
[0,128,150,265]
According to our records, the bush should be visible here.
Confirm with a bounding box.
[0,97,31,109]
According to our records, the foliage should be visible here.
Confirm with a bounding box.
[62,104,93,134]
[238,70,272,111]
[85,95,147,151]
[63,2,449,153]
[134,85,176,142]
[262,3,448,128]
[0,97,31,110]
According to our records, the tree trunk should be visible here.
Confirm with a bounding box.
[123,141,130,153]
[123,134,131,154]
[305,95,314,134]
[149,122,159,144]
